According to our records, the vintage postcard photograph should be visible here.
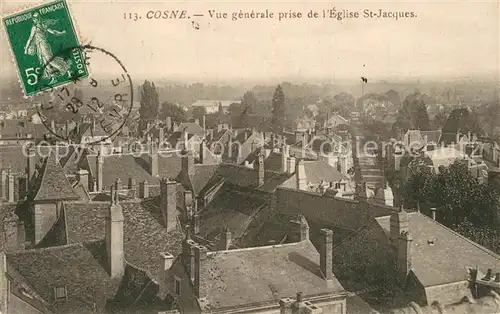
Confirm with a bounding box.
[0,0,499,313]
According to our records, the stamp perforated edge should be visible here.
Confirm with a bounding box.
[1,0,91,99]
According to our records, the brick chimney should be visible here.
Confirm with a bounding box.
[192,214,200,234]
[77,169,89,191]
[97,150,104,192]
[193,243,208,299]
[281,144,289,173]
[182,225,196,282]
[199,140,205,164]
[220,226,231,250]
[288,215,309,242]
[149,143,158,177]
[397,230,413,286]
[255,150,265,187]
[3,211,24,251]
[106,186,124,278]
[1,170,6,200]
[160,179,177,231]
[159,127,165,146]
[390,205,409,245]
[158,252,174,299]
[295,159,307,190]
[165,117,172,132]
[128,178,136,191]
[7,171,14,203]
[287,156,296,175]
[183,190,193,219]
[114,177,122,191]
[202,115,206,131]
[279,297,294,314]
[182,128,189,150]
[319,229,333,282]
[139,180,149,198]
[26,144,36,183]
[181,150,195,177]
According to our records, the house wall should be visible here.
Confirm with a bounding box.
[167,261,201,314]
[424,281,472,306]
[34,202,58,244]
[275,187,367,230]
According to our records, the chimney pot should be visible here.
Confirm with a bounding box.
[161,179,177,231]
[139,180,149,198]
[296,292,303,303]
[430,207,437,220]
[220,226,231,250]
[495,272,500,282]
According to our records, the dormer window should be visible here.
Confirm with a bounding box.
[54,286,67,302]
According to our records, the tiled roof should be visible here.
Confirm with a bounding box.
[6,242,122,313]
[376,212,500,287]
[63,199,184,281]
[177,122,205,138]
[302,160,345,183]
[0,203,19,251]
[198,188,267,241]
[189,164,220,195]
[201,241,345,309]
[167,132,197,148]
[87,154,159,188]
[214,164,292,193]
[33,152,80,201]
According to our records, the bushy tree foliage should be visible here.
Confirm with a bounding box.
[271,85,285,132]
[159,101,187,123]
[138,80,159,136]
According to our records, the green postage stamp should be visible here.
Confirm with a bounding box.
[2,0,88,96]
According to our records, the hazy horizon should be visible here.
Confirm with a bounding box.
[1,0,499,86]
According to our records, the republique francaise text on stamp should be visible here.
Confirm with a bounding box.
[2,0,88,96]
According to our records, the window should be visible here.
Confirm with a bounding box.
[174,277,181,296]
[54,286,67,302]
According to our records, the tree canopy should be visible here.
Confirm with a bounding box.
[442,107,483,137]
[393,92,432,134]
[138,80,159,136]
[271,85,285,132]
[159,101,187,123]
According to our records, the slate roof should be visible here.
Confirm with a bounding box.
[33,152,80,201]
[189,164,220,195]
[302,160,345,183]
[0,203,19,251]
[0,145,73,175]
[6,242,123,313]
[376,212,500,287]
[200,241,345,309]
[177,122,205,138]
[198,188,267,241]
[214,164,292,193]
[62,199,184,281]
[86,152,184,188]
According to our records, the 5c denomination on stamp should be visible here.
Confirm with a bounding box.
[2,0,88,96]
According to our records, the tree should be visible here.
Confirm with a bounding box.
[442,107,483,137]
[138,80,159,136]
[332,92,355,118]
[271,85,285,132]
[403,159,499,229]
[385,89,401,107]
[432,111,448,130]
[241,91,257,113]
[192,106,206,123]
[414,101,431,130]
[159,101,187,123]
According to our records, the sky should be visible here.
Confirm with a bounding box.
[0,0,498,84]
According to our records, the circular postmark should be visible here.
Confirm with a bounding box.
[34,44,133,145]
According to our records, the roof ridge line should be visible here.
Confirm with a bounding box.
[7,241,101,254]
[207,240,308,255]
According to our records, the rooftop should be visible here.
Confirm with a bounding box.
[201,241,345,310]
[376,212,500,287]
